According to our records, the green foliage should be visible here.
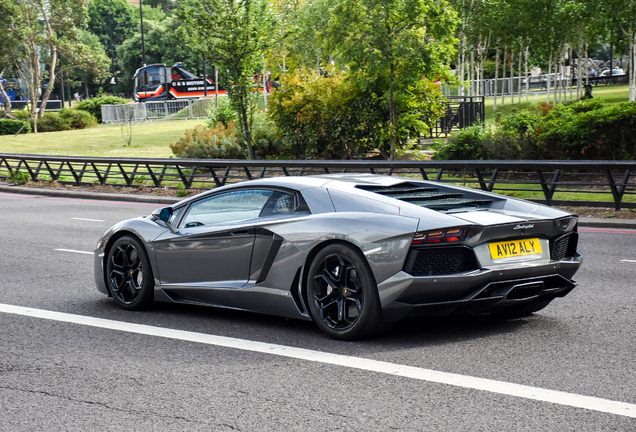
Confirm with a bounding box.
[245,111,287,159]
[169,122,244,159]
[269,68,445,159]
[433,125,487,160]
[9,170,30,185]
[0,119,30,135]
[206,97,237,128]
[87,0,136,52]
[75,96,127,122]
[34,109,98,132]
[536,101,636,160]
[176,0,278,159]
[57,109,99,130]
[176,184,188,197]
[326,0,458,158]
[435,100,636,160]
[36,113,67,133]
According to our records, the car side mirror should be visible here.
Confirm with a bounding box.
[152,207,177,233]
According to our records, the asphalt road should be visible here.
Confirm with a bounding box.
[1,191,635,431]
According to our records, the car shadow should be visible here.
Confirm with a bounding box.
[92,299,568,353]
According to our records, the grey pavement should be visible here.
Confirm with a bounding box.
[2,184,636,229]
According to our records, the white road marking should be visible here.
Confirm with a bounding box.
[620,260,636,263]
[0,303,634,419]
[54,249,93,255]
[72,217,105,222]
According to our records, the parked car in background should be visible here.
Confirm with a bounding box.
[599,68,625,77]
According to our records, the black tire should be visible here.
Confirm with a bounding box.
[106,236,154,310]
[495,297,554,319]
[306,243,383,340]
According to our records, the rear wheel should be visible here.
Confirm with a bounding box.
[306,243,382,340]
[106,236,154,310]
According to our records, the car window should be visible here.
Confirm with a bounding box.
[260,191,297,217]
[181,189,273,228]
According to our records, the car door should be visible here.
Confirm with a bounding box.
[153,189,275,291]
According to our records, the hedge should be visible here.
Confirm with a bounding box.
[0,119,31,135]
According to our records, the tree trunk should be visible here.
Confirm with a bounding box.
[239,96,254,160]
[525,44,529,102]
[493,47,499,111]
[501,46,506,108]
[510,50,514,105]
[0,72,12,114]
[38,4,57,118]
[577,37,583,100]
[389,62,396,161]
[517,45,522,103]
[547,51,552,104]
[630,36,636,102]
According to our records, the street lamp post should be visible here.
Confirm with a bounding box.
[139,1,146,66]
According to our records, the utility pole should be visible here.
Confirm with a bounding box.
[140,1,146,66]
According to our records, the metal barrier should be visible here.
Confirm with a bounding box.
[101,98,221,124]
[1,154,635,210]
[429,96,485,138]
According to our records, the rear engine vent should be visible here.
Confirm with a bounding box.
[404,247,479,276]
[551,233,578,261]
[356,183,493,211]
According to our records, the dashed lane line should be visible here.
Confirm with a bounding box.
[72,217,105,222]
[0,303,634,419]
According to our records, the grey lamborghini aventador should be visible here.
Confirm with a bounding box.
[94,174,582,340]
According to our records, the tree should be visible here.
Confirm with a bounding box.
[65,30,111,100]
[9,0,110,134]
[177,0,277,159]
[327,0,458,159]
[0,0,23,114]
[87,0,136,54]
[604,0,636,101]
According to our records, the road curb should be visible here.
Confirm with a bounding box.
[0,185,181,205]
[2,184,636,229]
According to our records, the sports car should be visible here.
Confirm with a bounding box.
[94,174,582,340]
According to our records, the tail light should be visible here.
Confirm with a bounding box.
[412,227,469,245]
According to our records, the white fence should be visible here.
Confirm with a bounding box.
[101,98,220,124]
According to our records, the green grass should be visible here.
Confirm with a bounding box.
[0,119,206,158]
[483,83,631,123]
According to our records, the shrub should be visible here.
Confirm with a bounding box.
[0,118,31,135]
[36,112,66,132]
[75,95,127,122]
[246,111,288,159]
[169,122,244,159]
[536,101,636,160]
[206,97,237,128]
[435,100,636,161]
[433,124,487,160]
[268,68,445,159]
[57,108,98,129]
[35,109,98,132]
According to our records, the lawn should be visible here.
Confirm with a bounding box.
[0,119,206,158]
[483,83,631,122]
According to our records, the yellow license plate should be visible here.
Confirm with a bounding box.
[489,238,542,259]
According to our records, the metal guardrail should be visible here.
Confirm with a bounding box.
[1,154,635,210]
[102,98,219,124]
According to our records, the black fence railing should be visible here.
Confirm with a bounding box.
[1,153,635,210]
[429,96,485,138]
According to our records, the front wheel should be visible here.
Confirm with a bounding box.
[106,235,154,310]
[306,243,382,340]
